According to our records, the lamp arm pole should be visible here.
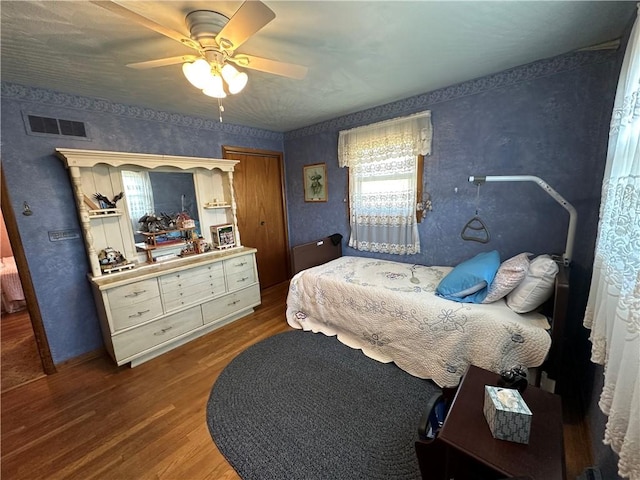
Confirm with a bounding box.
[468,175,577,266]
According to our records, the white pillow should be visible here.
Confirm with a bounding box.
[506,254,559,313]
[482,252,531,304]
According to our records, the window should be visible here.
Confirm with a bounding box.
[338,112,432,255]
[121,170,154,237]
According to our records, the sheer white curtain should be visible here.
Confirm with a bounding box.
[121,170,155,233]
[583,6,640,480]
[338,112,432,255]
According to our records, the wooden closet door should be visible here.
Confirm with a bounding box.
[223,146,290,289]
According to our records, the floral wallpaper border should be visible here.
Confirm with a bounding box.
[1,49,615,141]
[0,82,282,141]
[285,49,618,139]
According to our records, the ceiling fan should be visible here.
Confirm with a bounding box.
[91,0,308,100]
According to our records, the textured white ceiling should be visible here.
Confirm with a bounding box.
[1,1,636,132]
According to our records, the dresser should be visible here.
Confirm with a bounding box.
[91,248,260,366]
[56,148,262,367]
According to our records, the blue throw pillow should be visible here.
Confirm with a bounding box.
[436,250,501,303]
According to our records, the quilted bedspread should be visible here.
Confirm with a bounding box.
[286,256,552,387]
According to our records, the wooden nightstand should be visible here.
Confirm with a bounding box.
[415,365,565,480]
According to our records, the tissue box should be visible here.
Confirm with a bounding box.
[483,385,532,444]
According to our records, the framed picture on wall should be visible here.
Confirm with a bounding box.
[303,163,327,202]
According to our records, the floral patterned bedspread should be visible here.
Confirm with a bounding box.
[286,256,551,387]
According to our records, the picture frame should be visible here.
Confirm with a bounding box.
[303,163,327,202]
[210,223,236,249]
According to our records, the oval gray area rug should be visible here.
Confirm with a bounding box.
[206,330,440,480]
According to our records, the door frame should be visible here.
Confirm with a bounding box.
[1,166,56,375]
[221,145,291,280]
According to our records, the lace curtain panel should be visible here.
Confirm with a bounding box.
[122,170,155,234]
[583,5,640,480]
[338,112,432,255]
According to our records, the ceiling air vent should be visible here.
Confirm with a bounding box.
[26,115,87,138]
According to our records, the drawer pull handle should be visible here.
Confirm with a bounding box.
[228,300,240,306]
[124,290,146,298]
[235,262,247,267]
[154,326,173,336]
[237,276,249,283]
[129,309,150,318]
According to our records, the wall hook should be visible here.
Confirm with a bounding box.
[22,201,33,216]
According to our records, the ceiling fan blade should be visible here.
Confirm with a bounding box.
[231,54,308,80]
[127,55,199,70]
[90,1,200,50]
[215,1,275,52]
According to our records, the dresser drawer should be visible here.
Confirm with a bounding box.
[160,262,224,289]
[106,278,160,308]
[111,297,164,331]
[223,254,254,276]
[111,305,203,360]
[202,284,261,324]
[163,280,226,312]
[162,276,226,305]
[226,269,256,291]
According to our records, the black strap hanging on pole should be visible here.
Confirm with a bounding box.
[460,183,490,243]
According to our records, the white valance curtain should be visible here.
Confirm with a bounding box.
[583,5,640,480]
[337,111,432,255]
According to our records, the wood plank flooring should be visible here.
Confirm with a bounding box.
[1,280,591,479]
[1,309,45,392]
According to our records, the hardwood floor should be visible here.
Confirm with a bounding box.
[1,280,591,479]
[1,309,45,392]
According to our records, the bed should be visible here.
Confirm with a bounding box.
[286,237,568,388]
[1,256,26,314]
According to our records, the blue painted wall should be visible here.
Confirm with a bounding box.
[285,48,621,351]
[285,49,618,273]
[283,48,624,477]
[0,85,283,364]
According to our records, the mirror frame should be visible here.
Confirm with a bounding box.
[56,148,239,277]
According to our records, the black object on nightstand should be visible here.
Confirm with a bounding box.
[415,365,565,480]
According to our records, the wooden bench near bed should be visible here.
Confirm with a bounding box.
[288,235,569,390]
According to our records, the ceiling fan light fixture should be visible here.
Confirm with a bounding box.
[182,58,213,89]
[221,63,248,94]
[202,73,227,98]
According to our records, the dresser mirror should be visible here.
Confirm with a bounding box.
[121,170,201,243]
[56,148,240,277]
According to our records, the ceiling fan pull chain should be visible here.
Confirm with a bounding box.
[218,99,224,123]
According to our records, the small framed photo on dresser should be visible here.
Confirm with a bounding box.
[303,163,327,202]
[210,224,235,249]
